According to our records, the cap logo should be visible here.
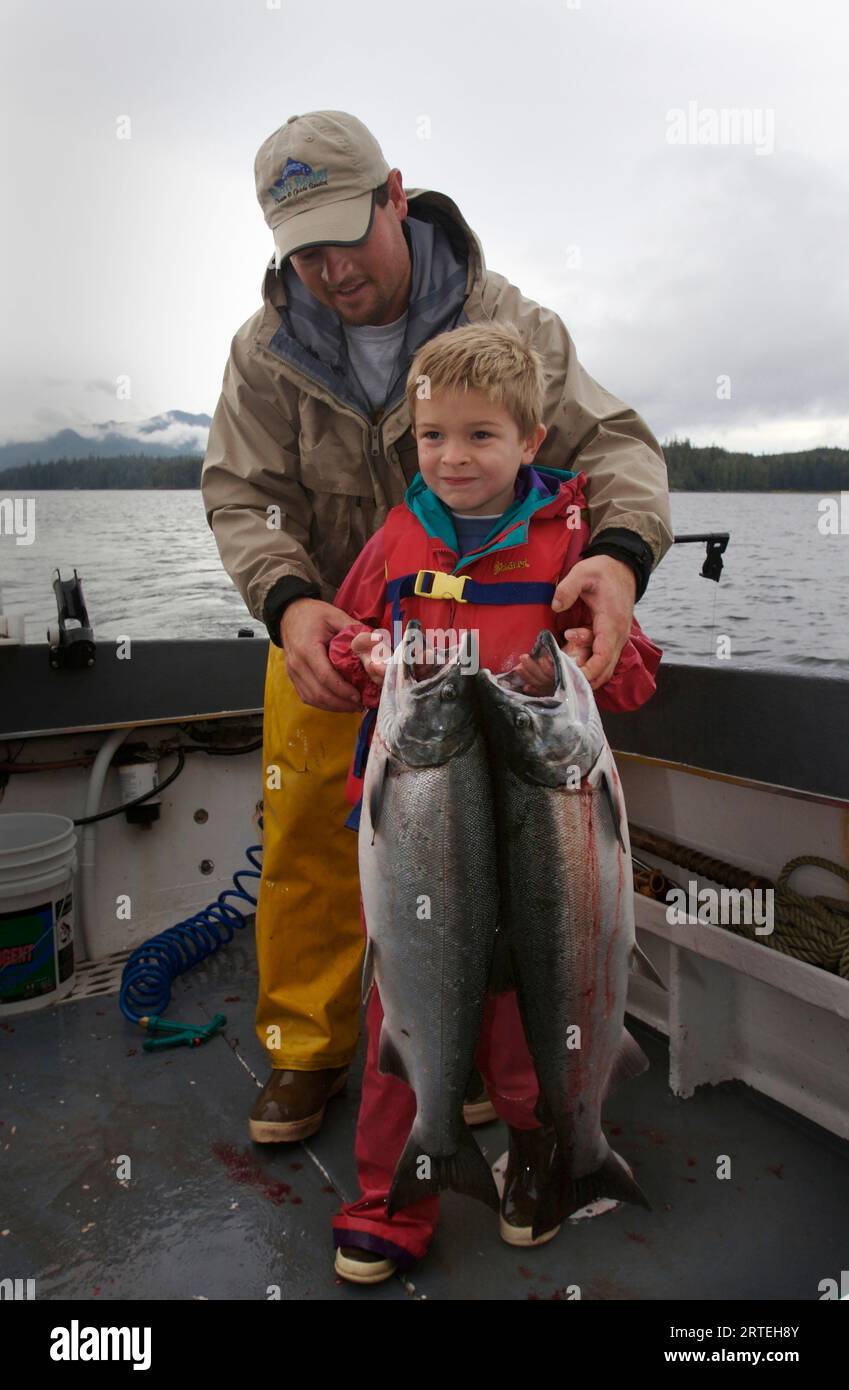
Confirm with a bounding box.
[268,156,329,203]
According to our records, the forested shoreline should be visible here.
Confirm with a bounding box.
[0,440,847,491]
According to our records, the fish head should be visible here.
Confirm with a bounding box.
[476,629,606,786]
[377,620,479,767]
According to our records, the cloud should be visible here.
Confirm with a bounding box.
[87,418,210,451]
[664,416,849,455]
[84,377,119,395]
[30,405,93,431]
[0,410,209,452]
[3,0,848,456]
[554,151,849,444]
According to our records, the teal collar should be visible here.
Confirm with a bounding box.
[403,463,576,571]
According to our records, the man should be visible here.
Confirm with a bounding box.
[201,110,672,1143]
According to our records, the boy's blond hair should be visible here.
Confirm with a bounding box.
[406,323,545,439]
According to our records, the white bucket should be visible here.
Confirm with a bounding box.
[0,814,77,1016]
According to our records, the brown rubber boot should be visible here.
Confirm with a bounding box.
[249,1065,349,1143]
[499,1123,561,1247]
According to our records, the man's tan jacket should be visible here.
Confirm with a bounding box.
[202,189,672,642]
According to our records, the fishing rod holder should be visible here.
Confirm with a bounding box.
[48,568,96,669]
[673,532,730,582]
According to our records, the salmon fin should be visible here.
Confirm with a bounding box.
[604,1027,650,1099]
[367,758,389,844]
[630,941,667,990]
[361,936,375,1005]
[530,1182,564,1242]
[533,1092,555,1128]
[555,1147,651,1223]
[387,1126,500,1216]
[487,920,515,995]
[601,770,626,851]
[377,1025,409,1083]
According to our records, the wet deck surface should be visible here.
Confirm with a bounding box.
[2,945,848,1301]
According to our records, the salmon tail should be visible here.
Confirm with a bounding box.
[553,1147,652,1223]
[387,1126,501,1216]
[604,1027,650,1100]
[533,1092,555,1128]
[487,920,515,995]
[530,1183,564,1242]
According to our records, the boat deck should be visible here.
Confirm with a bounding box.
[2,944,848,1302]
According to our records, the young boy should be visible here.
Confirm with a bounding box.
[325,324,661,1284]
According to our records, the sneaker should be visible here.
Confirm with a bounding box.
[248,1065,348,1143]
[335,1246,397,1285]
[462,1065,497,1126]
[498,1124,561,1247]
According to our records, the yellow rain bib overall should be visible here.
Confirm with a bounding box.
[255,644,363,1069]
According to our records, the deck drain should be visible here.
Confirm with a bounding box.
[59,950,133,1003]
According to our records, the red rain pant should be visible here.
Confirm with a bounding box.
[332,974,541,1269]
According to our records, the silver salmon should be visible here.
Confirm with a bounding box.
[359,622,500,1215]
[477,629,652,1233]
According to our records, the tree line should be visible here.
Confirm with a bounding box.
[662,439,848,491]
[1,441,847,492]
[0,454,204,489]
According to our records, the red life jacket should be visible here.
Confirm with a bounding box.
[377,470,590,674]
[340,469,592,825]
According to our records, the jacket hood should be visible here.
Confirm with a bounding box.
[404,463,583,571]
[259,190,484,418]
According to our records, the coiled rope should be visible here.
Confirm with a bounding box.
[629,827,849,980]
[770,856,849,979]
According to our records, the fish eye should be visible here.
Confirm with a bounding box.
[514,710,531,729]
[440,683,458,701]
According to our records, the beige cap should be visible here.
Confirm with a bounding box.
[255,110,391,266]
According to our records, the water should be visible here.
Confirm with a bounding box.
[2,490,847,672]
[2,491,267,647]
[636,492,849,672]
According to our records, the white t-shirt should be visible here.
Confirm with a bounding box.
[343,312,409,412]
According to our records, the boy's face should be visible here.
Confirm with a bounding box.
[414,388,546,517]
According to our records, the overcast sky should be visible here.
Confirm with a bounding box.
[2,0,847,454]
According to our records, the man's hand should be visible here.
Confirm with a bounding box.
[279,598,363,712]
[551,555,638,690]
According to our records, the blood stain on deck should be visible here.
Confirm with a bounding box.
[638,1127,668,1145]
[211,1141,293,1204]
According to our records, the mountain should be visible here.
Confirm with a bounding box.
[0,410,211,470]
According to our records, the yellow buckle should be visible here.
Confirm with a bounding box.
[413,569,469,603]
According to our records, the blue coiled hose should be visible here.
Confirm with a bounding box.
[118,819,263,1024]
